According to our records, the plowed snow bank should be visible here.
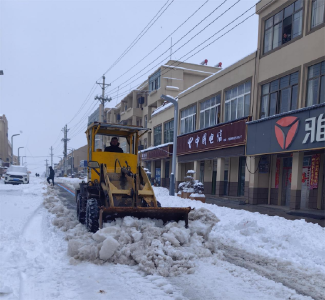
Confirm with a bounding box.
[43,187,220,276]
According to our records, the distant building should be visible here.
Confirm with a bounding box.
[0,115,11,164]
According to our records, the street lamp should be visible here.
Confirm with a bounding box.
[11,134,20,165]
[18,147,24,165]
[160,95,178,196]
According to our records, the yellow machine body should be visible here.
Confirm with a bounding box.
[83,122,191,230]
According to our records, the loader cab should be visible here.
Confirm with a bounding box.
[86,123,147,181]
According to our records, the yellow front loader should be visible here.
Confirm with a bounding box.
[75,122,191,232]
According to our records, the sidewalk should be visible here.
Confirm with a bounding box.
[205,195,325,227]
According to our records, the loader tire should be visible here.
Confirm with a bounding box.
[77,194,86,224]
[86,199,99,233]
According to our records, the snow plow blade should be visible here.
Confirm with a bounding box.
[99,207,192,228]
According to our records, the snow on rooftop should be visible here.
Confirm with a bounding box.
[166,86,179,91]
[162,65,214,74]
[138,142,173,153]
[162,77,183,80]
[152,96,178,117]
[178,52,256,97]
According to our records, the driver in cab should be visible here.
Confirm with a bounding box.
[104,137,124,153]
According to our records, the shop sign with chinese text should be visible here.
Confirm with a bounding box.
[140,144,173,161]
[177,118,248,156]
[247,104,325,155]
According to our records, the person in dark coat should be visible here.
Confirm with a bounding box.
[47,166,55,186]
[104,137,123,153]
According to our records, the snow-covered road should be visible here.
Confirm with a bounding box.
[0,177,324,300]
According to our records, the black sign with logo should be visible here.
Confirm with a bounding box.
[246,104,325,155]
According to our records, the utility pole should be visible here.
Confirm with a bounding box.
[50,146,53,168]
[95,75,112,123]
[61,125,70,177]
[45,159,48,177]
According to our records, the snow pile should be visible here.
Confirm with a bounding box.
[153,187,325,275]
[67,209,219,277]
[43,186,220,277]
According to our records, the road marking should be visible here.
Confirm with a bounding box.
[57,184,75,196]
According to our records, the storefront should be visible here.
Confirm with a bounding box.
[246,104,325,210]
[176,117,250,197]
[139,143,173,187]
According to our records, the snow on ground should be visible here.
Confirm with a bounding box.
[153,187,325,275]
[1,176,324,299]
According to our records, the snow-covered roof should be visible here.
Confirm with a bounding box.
[178,52,256,98]
[166,86,179,90]
[162,77,183,80]
[138,142,173,153]
[162,65,214,74]
[152,96,178,117]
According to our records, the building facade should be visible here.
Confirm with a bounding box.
[104,0,324,211]
[0,115,11,165]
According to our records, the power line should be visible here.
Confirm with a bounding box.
[104,0,231,97]
[106,0,254,102]
[107,0,210,87]
[102,0,174,76]
[67,82,98,125]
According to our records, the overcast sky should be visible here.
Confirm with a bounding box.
[0,0,259,174]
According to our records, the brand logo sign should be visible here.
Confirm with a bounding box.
[246,105,325,155]
[274,116,299,149]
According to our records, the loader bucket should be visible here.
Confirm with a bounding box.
[99,207,192,229]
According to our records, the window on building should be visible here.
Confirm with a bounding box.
[260,71,299,118]
[154,125,162,146]
[149,70,161,92]
[144,138,147,149]
[180,105,197,134]
[225,81,251,122]
[307,61,325,107]
[164,120,174,143]
[144,115,147,128]
[264,0,303,54]
[311,0,325,28]
[200,94,221,129]
[136,119,142,127]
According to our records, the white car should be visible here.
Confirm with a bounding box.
[4,166,29,185]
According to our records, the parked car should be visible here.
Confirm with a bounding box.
[4,166,29,184]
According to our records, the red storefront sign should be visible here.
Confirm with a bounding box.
[310,154,320,189]
[177,118,249,155]
[140,144,173,161]
[275,158,280,188]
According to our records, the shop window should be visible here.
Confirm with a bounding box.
[180,105,196,134]
[311,0,325,29]
[164,120,174,143]
[154,125,162,146]
[260,71,299,118]
[306,61,325,107]
[264,0,303,54]
[200,94,221,129]
[225,81,251,122]
[149,70,161,92]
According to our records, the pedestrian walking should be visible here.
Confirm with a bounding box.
[47,166,55,186]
